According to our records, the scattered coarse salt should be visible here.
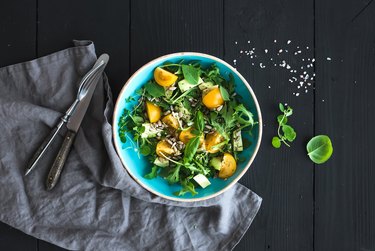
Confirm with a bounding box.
[260,63,266,68]
[235,41,238,44]
[312,58,315,62]
[265,49,268,53]
[306,46,309,49]
[296,93,300,96]
[287,40,291,44]
[274,39,277,43]
[247,40,250,43]
[322,99,325,102]
[268,85,271,88]
[279,49,283,53]
[286,64,291,69]
[327,57,331,61]
[305,89,308,93]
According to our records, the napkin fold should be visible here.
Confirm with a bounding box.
[0,41,262,251]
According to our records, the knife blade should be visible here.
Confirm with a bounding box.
[45,54,109,190]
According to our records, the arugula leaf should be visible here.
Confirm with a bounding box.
[173,180,198,196]
[166,165,181,184]
[234,104,255,126]
[182,64,199,85]
[183,137,201,163]
[219,86,230,101]
[145,81,165,98]
[144,166,159,179]
[194,111,205,133]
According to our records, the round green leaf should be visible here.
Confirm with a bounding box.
[282,125,296,142]
[277,115,288,125]
[272,137,281,148]
[306,135,333,164]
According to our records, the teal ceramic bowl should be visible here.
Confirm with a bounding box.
[113,52,262,202]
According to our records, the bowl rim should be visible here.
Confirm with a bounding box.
[113,52,263,202]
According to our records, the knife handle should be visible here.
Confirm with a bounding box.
[46,130,76,190]
[25,120,65,176]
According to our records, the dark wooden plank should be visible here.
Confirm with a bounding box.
[0,0,36,67]
[315,1,375,250]
[0,223,37,251]
[0,1,38,251]
[224,0,315,250]
[130,0,224,73]
[38,0,130,97]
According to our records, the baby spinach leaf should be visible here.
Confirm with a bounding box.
[194,111,205,133]
[279,103,285,112]
[182,64,199,85]
[183,137,201,163]
[145,81,165,98]
[140,144,151,156]
[219,86,230,101]
[307,135,333,164]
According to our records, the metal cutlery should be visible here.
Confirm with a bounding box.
[25,54,109,190]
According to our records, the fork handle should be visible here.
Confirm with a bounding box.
[46,130,76,190]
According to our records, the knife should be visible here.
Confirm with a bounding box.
[25,54,109,177]
[45,54,109,190]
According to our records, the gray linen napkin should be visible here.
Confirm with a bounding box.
[0,40,262,251]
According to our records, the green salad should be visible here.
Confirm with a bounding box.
[118,61,257,196]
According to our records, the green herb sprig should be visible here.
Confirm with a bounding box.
[272,103,296,148]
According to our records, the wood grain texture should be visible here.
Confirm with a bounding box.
[314,0,375,250]
[37,0,130,97]
[0,0,36,67]
[130,0,224,73]
[224,0,315,250]
[0,0,38,250]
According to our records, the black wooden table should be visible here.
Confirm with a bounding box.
[1,0,374,250]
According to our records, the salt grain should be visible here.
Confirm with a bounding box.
[327,57,331,61]
[287,40,291,44]
[265,49,268,53]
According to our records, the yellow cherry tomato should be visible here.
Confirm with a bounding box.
[162,114,179,129]
[205,131,225,153]
[156,140,175,157]
[179,127,204,145]
[154,67,178,87]
[202,86,224,109]
[146,101,161,123]
[218,153,237,179]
